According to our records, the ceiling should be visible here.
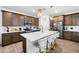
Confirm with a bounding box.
[1,6,79,17]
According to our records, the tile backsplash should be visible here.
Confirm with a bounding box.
[64,26,79,32]
[0,26,7,33]
[0,26,39,33]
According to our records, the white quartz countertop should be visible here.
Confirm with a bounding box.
[64,30,79,32]
[20,31,59,42]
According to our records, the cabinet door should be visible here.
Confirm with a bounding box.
[72,14,79,26]
[12,32,24,43]
[76,14,79,25]
[2,11,12,26]
[2,32,25,46]
[26,16,31,22]
[58,16,63,21]
[12,33,19,43]
[53,17,59,22]
[35,18,39,26]
[12,13,19,26]
[64,15,72,26]
[72,32,79,42]
[31,18,39,26]
[64,31,72,40]
[2,33,12,46]
[33,18,36,26]
[18,15,25,26]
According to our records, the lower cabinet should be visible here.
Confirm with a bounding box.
[2,33,12,46]
[72,32,79,42]
[64,31,79,42]
[64,31,72,40]
[2,32,25,46]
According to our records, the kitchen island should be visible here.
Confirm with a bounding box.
[21,31,59,53]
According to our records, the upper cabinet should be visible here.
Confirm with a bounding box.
[2,11,13,26]
[34,18,39,26]
[64,13,79,26]
[12,13,25,26]
[72,14,79,26]
[18,15,25,26]
[2,11,39,26]
[24,16,39,26]
[64,15,72,26]
[12,13,19,26]
[50,16,63,29]
[31,17,39,26]
[50,16,63,26]
[2,11,25,26]
[53,16,63,22]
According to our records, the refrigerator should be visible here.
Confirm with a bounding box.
[53,22,63,38]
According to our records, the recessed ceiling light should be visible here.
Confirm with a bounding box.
[55,10,58,13]
[33,9,35,13]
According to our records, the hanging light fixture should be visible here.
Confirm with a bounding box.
[37,8,43,16]
[36,6,53,17]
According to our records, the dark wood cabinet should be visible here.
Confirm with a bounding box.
[53,16,63,22]
[72,14,79,26]
[12,13,19,26]
[18,15,25,26]
[12,14,25,26]
[64,13,79,42]
[25,16,39,26]
[50,16,63,29]
[64,13,79,26]
[64,31,72,40]
[2,11,13,26]
[2,11,39,26]
[2,33,12,46]
[2,32,26,53]
[72,32,79,42]
[64,31,79,42]
[35,18,39,26]
[2,32,25,46]
[64,15,72,26]
[32,18,39,26]
[2,11,23,26]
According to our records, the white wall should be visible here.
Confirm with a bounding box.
[39,15,50,31]
[0,8,2,26]
[0,8,2,44]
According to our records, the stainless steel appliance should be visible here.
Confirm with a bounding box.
[53,22,63,38]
